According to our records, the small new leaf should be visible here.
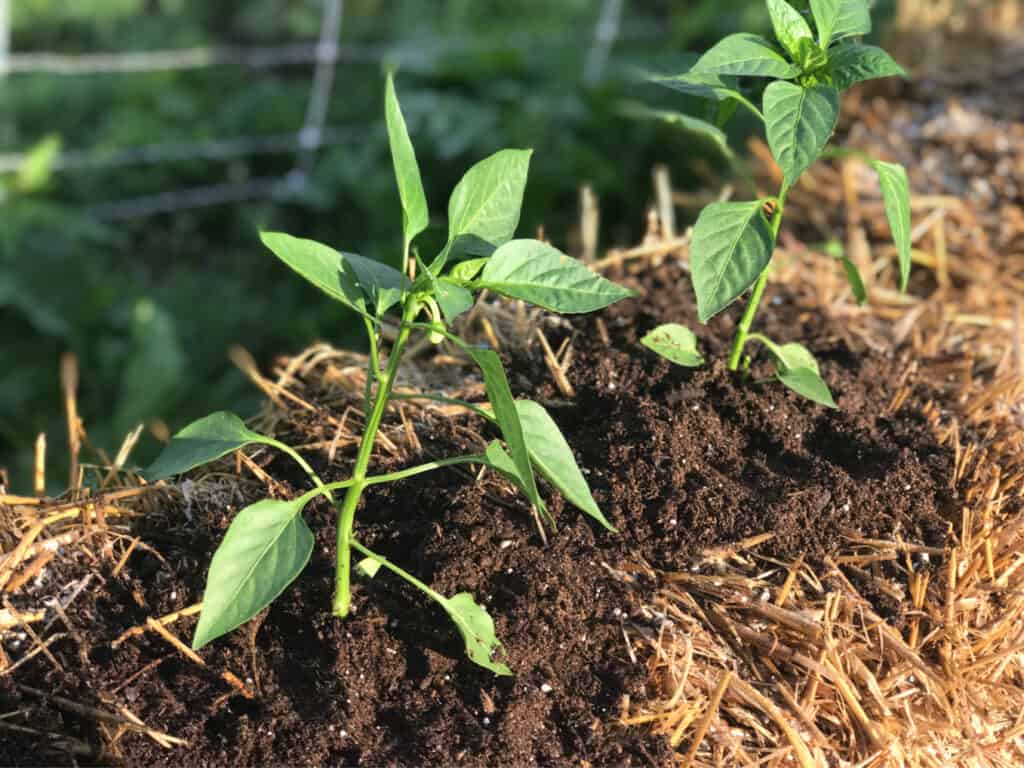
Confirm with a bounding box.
[447,257,489,282]
[870,160,912,291]
[439,592,512,675]
[829,44,906,90]
[192,498,314,649]
[434,149,532,272]
[641,324,705,367]
[690,200,775,322]
[145,411,270,481]
[385,74,429,252]
[478,239,634,314]
[690,33,801,79]
[763,81,839,186]
[766,0,814,61]
[758,338,838,408]
[345,252,407,316]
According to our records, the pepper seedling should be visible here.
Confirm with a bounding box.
[642,0,911,407]
[143,75,633,675]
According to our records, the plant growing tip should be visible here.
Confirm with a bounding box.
[640,0,912,408]
[143,75,632,675]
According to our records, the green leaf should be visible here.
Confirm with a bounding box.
[385,74,429,252]
[355,557,382,579]
[467,349,545,522]
[757,338,838,408]
[809,0,839,46]
[690,201,775,322]
[829,44,906,90]
[438,592,511,675]
[766,0,814,60]
[192,497,314,649]
[477,239,635,314]
[870,160,911,291]
[345,252,407,316]
[261,232,405,317]
[764,81,839,186]
[480,440,550,527]
[654,71,742,102]
[436,279,474,322]
[831,0,872,40]
[839,256,867,304]
[260,232,366,313]
[691,33,801,79]
[144,411,271,482]
[16,135,61,193]
[447,257,489,282]
[641,324,705,367]
[433,149,532,272]
[515,401,614,532]
[620,103,734,160]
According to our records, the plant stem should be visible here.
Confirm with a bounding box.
[332,299,419,617]
[351,538,442,602]
[315,453,486,493]
[726,184,789,371]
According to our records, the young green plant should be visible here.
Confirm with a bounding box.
[143,75,633,675]
[643,0,911,407]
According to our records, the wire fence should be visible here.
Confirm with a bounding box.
[1,0,627,221]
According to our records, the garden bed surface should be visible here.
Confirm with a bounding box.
[0,262,953,766]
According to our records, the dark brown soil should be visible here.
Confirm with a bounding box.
[0,262,954,767]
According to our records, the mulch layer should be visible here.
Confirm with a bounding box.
[0,260,955,767]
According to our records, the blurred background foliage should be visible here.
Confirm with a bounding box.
[1,0,893,491]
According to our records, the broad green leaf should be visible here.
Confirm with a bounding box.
[433,149,532,272]
[690,201,775,322]
[515,401,614,532]
[477,239,634,314]
[620,103,734,160]
[436,278,474,322]
[641,324,705,367]
[345,252,407,316]
[468,348,544,521]
[261,232,404,316]
[778,366,838,407]
[829,44,906,90]
[385,74,429,252]
[145,411,271,481]
[831,0,872,40]
[870,160,912,291]
[691,33,801,79]
[447,257,488,282]
[260,231,366,314]
[438,592,511,675]
[192,497,314,649]
[839,256,867,304]
[764,81,839,186]
[757,338,837,408]
[766,0,814,60]
[809,0,839,46]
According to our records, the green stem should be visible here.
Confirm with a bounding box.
[332,299,419,617]
[727,185,789,371]
[351,538,442,601]
[267,440,334,502]
[314,453,486,493]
